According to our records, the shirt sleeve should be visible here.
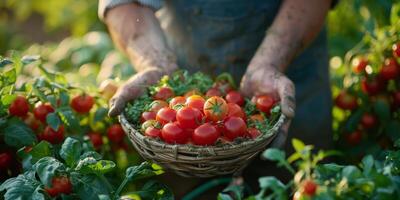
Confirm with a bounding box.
[98,0,163,21]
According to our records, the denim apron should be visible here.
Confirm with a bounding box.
[156,0,333,196]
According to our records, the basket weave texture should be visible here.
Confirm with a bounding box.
[119,113,286,177]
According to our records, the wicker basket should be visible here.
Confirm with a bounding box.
[119,113,286,177]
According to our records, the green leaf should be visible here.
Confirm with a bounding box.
[29,141,52,164]
[58,107,81,132]
[292,139,305,153]
[0,171,44,200]
[80,151,102,160]
[0,58,13,68]
[59,91,70,107]
[1,94,17,106]
[391,4,400,26]
[76,158,116,175]
[34,157,65,186]
[2,118,36,148]
[342,166,362,181]
[21,55,40,65]
[218,184,243,200]
[126,162,164,181]
[93,107,108,122]
[133,180,174,200]
[46,112,61,131]
[373,99,391,123]
[72,174,112,200]
[0,68,17,88]
[262,148,286,162]
[362,155,374,175]
[60,137,82,167]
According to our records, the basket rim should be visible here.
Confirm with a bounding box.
[119,112,286,152]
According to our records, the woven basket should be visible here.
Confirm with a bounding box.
[119,113,286,177]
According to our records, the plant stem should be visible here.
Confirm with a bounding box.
[113,177,129,200]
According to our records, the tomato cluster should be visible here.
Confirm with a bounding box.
[138,77,278,146]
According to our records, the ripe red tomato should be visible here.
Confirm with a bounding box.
[204,96,228,122]
[225,91,245,106]
[206,88,222,98]
[227,103,245,120]
[0,152,12,170]
[334,91,358,110]
[71,94,95,114]
[149,100,169,113]
[380,58,399,80]
[141,111,156,122]
[88,132,103,150]
[192,123,220,146]
[186,95,206,111]
[156,107,177,125]
[45,176,72,197]
[249,114,264,123]
[145,127,162,138]
[107,124,125,143]
[39,126,65,144]
[223,117,247,140]
[361,76,385,96]
[176,107,203,129]
[154,87,175,100]
[346,131,362,145]
[392,91,400,108]
[161,122,189,144]
[141,120,161,131]
[256,95,275,114]
[352,58,368,74]
[184,89,202,98]
[246,128,261,139]
[393,43,400,58]
[8,95,29,117]
[302,179,317,196]
[33,104,55,123]
[361,113,377,129]
[169,96,186,109]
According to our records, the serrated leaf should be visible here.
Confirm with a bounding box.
[46,112,61,131]
[3,118,36,148]
[60,137,82,167]
[34,157,65,186]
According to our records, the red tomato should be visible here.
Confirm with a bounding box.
[141,120,161,132]
[192,123,220,146]
[380,58,399,80]
[8,95,29,117]
[0,152,12,170]
[88,132,103,150]
[393,43,400,58]
[71,94,95,114]
[361,76,385,96]
[39,126,65,144]
[145,127,162,138]
[302,180,317,196]
[176,107,203,129]
[206,88,222,98]
[249,114,264,123]
[246,128,261,139]
[334,91,358,110]
[225,91,245,106]
[161,122,189,144]
[149,100,169,113]
[223,117,247,140]
[186,95,206,111]
[141,111,156,122]
[23,112,41,131]
[107,124,125,143]
[45,176,72,197]
[184,89,202,98]
[352,58,368,74]
[255,95,275,114]
[392,91,400,108]
[203,96,228,122]
[33,104,55,123]
[361,113,377,129]
[227,103,246,120]
[169,96,186,110]
[346,131,362,145]
[213,81,233,95]
[154,87,175,100]
[156,107,177,125]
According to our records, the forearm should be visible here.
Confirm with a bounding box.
[251,0,331,72]
[105,3,177,74]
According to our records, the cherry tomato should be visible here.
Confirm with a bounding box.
[393,43,400,58]
[380,58,399,80]
[392,91,400,108]
[169,96,186,110]
[107,124,125,143]
[302,179,317,196]
[334,91,358,110]
[145,127,162,138]
[71,94,95,114]
[246,128,261,139]
[99,79,118,100]
[225,91,245,106]
[23,112,41,131]
[184,89,202,98]
[249,114,264,123]
[154,87,175,100]
[176,107,203,129]
[8,95,29,117]
[227,103,245,120]
[206,88,222,98]
[33,104,55,123]
[223,117,247,140]
[352,57,368,74]
[45,176,72,197]
[186,95,206,111]
[141,120,161,132]
[149,100,169,113]
[361,76,385,96]
[39,126,65,144]
[192,123,220,146]
[204,96,228,122]
[141,111,156,123]
[161,122,189,144]
[156,107,177,125]
[0,152,12,170]
[255,95,275,114]
[361,113,377,129]
[88,132,103,150]
[346,131,362,145]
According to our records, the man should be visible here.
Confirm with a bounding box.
[99,0,333,197]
